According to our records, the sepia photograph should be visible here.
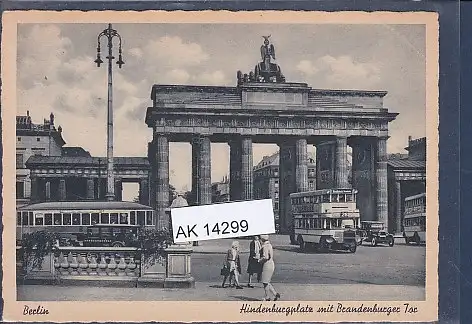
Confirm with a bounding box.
[2,10,439,322]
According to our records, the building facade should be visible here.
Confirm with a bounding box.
[16,112,65,207]
[387,136,426,233]
[253,151,317,224]
[211,177,230,203]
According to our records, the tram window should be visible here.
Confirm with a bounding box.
[35,214,44,226]
[72,213,81,225]
[120,213,128,224]
[137,211,145,225]
[63,213,71,225]
[91,213,99,224]
[130,211,136,225]
[101,213,109,224]
[29,212,34,225]
[110,213,118,224]
[45,213,52,225]
[146,211,153,225]
[82,213,91,226]
[17,212,21,225]
[54,213,62,225]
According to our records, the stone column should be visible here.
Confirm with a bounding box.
[139,179,150,206]
[279,141,296,237]
[395,181,402,234]
[191,137,200,205]
[114,179,123,201]
[295,138,308,192]
[240,136,253,200]
[45,181,51,201]
[30,176,39,202]
[155,134,170,229]
[148,142,157,209]
[335,136,349,188]
[376,137,388,226]
[197,136,212,205]
[58,179,66,201]
[86,178,95,200]
[229,139,242,201]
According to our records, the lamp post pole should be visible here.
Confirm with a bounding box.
[94,24,125,201]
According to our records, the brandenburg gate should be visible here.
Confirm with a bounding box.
[146,37,398,233]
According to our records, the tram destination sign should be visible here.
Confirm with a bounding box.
[170,199,276,243]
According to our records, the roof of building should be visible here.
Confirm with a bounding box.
[62,147,92,157]
[254,151,316,170]
[387,159,426,169]
[25,156,150,168]
[18,200,153,211]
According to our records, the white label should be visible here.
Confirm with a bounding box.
[170,199,276,243]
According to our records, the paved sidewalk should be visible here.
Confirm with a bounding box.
[17,283,425,301]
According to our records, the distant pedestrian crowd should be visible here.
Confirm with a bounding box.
[220,235,280,301]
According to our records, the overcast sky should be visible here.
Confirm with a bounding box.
[17,23,426,196]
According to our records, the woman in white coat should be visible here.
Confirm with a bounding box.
[258,234,280,301]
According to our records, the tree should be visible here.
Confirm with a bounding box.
[18,231,59,277]
[169,184,177,204]
[137,227,173,271]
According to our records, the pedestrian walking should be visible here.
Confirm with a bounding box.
[246,235,261,288]
[258,234,280,301]
[221,241,243,289]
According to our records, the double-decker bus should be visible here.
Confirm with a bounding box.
[16,201,155,246]
[290,188,360,253]
[402,193,426,245]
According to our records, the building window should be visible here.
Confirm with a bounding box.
[17,137,21,142]
[36,137,41,142]
[16,181,25,198]
[274,192,279,199]
[274,202,279,210]
[16,153,24,169]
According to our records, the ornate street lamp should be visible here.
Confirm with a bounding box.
[94,23,125,201]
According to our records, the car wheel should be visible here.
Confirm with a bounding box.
[371,237,377,247]
[388,236,395,247]
[112,242,124,248]
[405,236,410,245]
[298,236,305,251]
[349,244,357,253]
[414,233,421,245]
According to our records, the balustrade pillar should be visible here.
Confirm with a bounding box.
[295,138,308,192]
[58,179,66,201]
[155,134,170,229]
[376,137,388,226]
[395,181,402,234]
[45,181,51,201]
[335,136,349,188]
[86,178,95,200]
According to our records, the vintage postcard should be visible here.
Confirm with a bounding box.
[2,10,438,322]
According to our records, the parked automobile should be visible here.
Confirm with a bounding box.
[76,224,141,248]
[359,221,394,247]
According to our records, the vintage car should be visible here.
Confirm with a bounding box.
[359,221,394,247]
[76,224,141,248]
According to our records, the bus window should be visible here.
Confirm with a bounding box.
[137,211,145,225]
[82,213,91,226]
[54,213,62,225]
[17,212,21,226]
[120,213,128,224]
[130,211,136,225]
[72,213,81,225]
[22,212,29,225]
[63,213,71,225]
[91,213,99,224]
[339,194,346,203]
[110,213,118,224]
[45,213,52,225]
[346,194,353,202]
[29,212,34,225]
[101,213,109,224]
[35,213,44,226]
[146,211,153,225]
[325,219,330,229]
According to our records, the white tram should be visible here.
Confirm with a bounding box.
[17,201,155,245]
[290,188,360,253]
